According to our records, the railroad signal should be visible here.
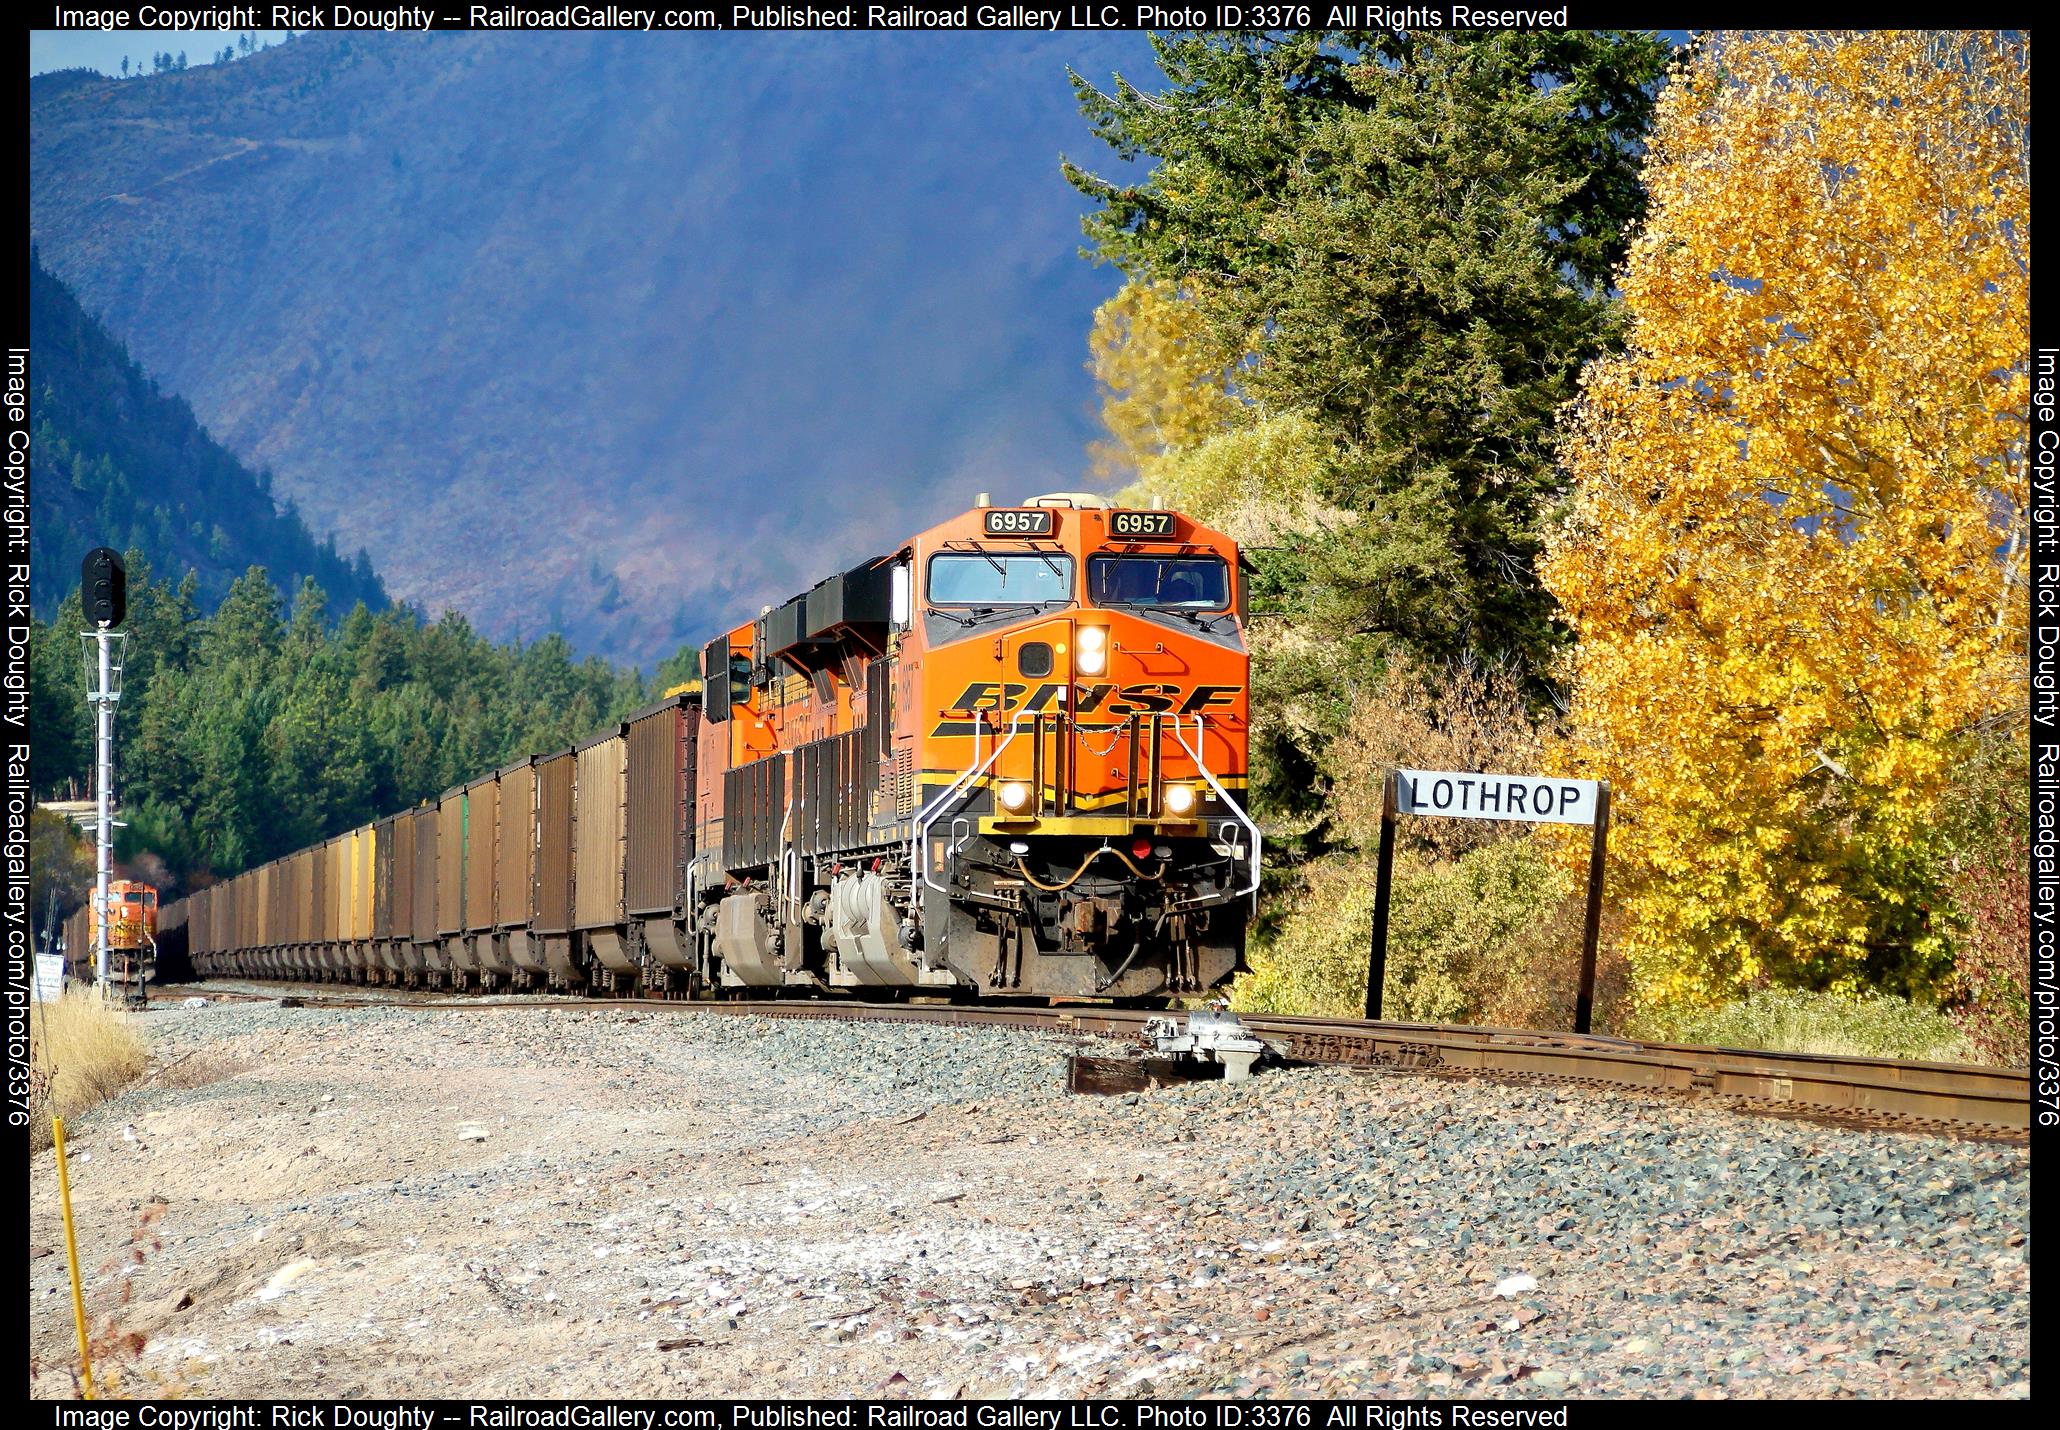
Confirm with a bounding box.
[81,547,126,627]
[79,545,134,999]
[1365,769,1613,1035]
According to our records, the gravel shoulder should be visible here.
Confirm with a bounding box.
[27,995,2031,1400]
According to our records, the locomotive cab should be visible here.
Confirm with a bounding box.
[97,881,159,950]
[899,494,1258,998]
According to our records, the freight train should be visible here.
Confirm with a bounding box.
[168,493,1260,1002]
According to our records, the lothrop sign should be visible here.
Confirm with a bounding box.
[1396,769,1601,826]
[1370,766,1613,1034]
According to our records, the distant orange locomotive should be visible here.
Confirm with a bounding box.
[62,880,160,986]
[175,493,1259,1003]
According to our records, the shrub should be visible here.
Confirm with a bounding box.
[1234,835,1623,1028]
[1234,852,1393,1020]
[1944,825,2031,1066]
[1328,651,1554,862]
[28,990,149,1152]
[1626,987,1975,1063]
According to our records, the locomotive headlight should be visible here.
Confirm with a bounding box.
[1164,784,1198,816]
[998,781,1032,812]
[1076,625,1108,674]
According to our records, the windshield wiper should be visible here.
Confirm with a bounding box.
[932,604,1014,625]
[1142,602,1223,628]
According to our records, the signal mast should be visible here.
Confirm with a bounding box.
[79,547,127,996]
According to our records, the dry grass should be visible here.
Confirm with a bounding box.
[1627,988,1979,1064]
[149,1049,245,1090]
[29,991,149,1153]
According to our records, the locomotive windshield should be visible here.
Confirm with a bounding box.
[1088,554,1229,610]
[926,553,1073,606]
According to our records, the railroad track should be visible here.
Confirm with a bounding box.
[154,980,2031,1140]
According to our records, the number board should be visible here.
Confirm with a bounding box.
[983,508,1055,537]
[1110,509,1176,538]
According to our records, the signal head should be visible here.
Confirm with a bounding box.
[81,547,126,627]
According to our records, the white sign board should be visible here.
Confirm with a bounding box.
[32,954,64,1002]
[1396,769,1602,826]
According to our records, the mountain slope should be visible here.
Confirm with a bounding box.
[28,250,387,618]
[28,33,1153,664]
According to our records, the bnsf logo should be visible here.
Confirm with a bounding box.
[931,681,1242,735]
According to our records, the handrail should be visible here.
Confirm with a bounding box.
[911,710,1033,904]
[1167,714,1263,910]
[777,788,801,925]
[909,708,1257,921]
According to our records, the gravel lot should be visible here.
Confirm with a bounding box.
[27,994,2030,1400]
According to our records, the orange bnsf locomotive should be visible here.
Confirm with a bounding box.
[61,879,162,990]
[173,493,1259,1003]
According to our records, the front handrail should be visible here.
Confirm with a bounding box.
[1167,713,1263,911]
[911,709,1033,903]
[910,708,1258,915]
[777,788,802,925]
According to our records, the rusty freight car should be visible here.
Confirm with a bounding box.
[410,804,443,986]
[495,756,541,987]
[535,747,577,989]
[573,727,631,990]
[463,773,504,987]
[435,789,468,985]
[372,815,399,982]
[624,694,699,991]
[388,811,416,984]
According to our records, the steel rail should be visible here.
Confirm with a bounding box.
[158,981,2030,1137]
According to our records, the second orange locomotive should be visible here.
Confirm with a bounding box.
[178,492,1260,1003]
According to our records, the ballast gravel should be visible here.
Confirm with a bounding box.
[26,995,2029,1400]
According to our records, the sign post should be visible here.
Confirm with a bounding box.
[1365,769,1612,1034]
[1363,771,1399,1021]
[1574,782,1612,1036]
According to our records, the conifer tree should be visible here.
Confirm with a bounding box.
[1066,28,1671,844]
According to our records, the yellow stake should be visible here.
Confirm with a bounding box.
[51,1114,98,1400]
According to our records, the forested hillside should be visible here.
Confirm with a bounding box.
[30,560,692,887]
[28,31,1153,665]
[29,251,386,618]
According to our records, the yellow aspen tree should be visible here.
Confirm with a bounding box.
[1086,279,1242,483]
[1541,32,2030,1007]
